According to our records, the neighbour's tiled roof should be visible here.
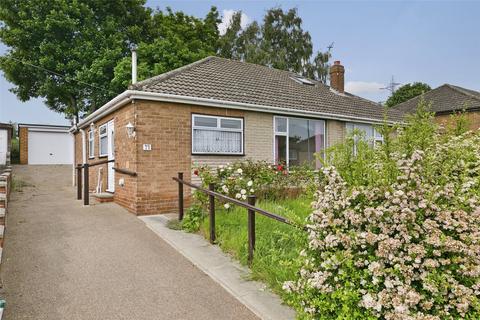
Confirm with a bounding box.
[393,84,480,115]
[130,56,404,123]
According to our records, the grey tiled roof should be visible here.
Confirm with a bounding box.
[130,56,404,123]
[393,84,480,115]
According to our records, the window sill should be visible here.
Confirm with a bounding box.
[192,153,245,156]
[98,155,108,158]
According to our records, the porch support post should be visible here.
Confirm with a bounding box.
[83,164,89,206]
[76,165,82,200]
[178,172,184,221]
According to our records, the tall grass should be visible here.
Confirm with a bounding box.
[199,196,311,297]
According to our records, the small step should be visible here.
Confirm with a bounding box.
[93,193,114,203]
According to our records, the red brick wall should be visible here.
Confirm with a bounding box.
[134,100,244,214]
[74,102,138,213]
[435,111,480,131]
[19,127,28,164]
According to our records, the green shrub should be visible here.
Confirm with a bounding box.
[181,205,205,232]
[285,103,480,319]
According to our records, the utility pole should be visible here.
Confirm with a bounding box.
[380,76,401,94]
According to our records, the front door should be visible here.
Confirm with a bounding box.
[106,120,115,192]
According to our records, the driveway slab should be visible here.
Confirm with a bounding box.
[0,165,258,320]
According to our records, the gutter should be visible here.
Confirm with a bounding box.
[71,90,400,131]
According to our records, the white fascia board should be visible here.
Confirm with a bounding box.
[70,90,133,132]
[130,91,399,125]
[72,89,399,133]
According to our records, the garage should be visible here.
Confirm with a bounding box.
[19,124,73,165]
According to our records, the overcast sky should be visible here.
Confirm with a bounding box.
[1,0,479,125]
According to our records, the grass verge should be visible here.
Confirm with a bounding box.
[199,196,312,298]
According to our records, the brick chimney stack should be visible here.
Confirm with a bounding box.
[329,61,345,93]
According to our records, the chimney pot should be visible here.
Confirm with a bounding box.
[329,60,345,93]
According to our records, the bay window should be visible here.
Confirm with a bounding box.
[274,116,325,169]
[192,114,244,154]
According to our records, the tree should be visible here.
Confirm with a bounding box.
[0,0,151,121]
[0,1,219,120]
[111,7,219,91]
[385,82,431,108]
[217,8,332,83]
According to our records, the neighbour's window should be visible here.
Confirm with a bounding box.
[88,130,94,158]
[346,122,384,152]
[192,114,244,154]
[274,116,325,169]
[98,124,108,157]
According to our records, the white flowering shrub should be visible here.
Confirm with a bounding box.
[285,106,480,319]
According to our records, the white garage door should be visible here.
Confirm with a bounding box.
[0,129,7,165]
[28,131,73,165]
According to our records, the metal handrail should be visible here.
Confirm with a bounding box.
[173,172,306,264]
[173,176,298,228]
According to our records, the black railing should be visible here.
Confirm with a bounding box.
[173,172,301,264]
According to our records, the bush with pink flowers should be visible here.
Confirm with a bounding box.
[284,103,480,319]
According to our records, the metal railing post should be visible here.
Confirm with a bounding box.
[178,172,184,221]
[83,163,89,206]
[76,165,82,200]
[247,195,256,265]
[209,183,216,244]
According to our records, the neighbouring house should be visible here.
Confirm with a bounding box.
[18,124,73,165]
[70,56,403,215]
[0,124,13,166]
[393,84,480,130]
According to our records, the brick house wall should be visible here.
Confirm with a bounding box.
[74,102,137,212]
[73,99,355,215]
[19,127,28,164]
[435,111,480,131]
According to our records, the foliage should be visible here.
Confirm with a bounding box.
[385,82,431,108]
[193,160,319,209]
[181,205,206,232]
[0,1,219,120]
[217,8,332,83]
[199,197,311,295]
[112,7,219,90]
[0,0,151,120]
[10,138,19,164]
[285,103,480,319]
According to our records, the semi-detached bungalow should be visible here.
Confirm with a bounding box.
[70,56,403,215]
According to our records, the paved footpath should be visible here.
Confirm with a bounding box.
[0,165,258,320]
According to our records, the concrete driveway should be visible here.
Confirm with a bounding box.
[0,165,257,320]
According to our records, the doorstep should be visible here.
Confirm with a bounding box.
[139,214,296,320]
[92,192,114,203]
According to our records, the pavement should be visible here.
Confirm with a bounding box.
[140,215,296,320]
[0,165,258,320]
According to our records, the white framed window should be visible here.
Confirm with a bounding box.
[98,124,108,157]
[274,116,325,169]
[346,122,384,151]
[192,114,244,155]
[88,130,95,158]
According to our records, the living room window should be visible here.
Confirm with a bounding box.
[192,114,244,155]
[274,116,325,169]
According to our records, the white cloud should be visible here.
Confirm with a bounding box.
[218,9,250,36]
[345,81,385,95]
